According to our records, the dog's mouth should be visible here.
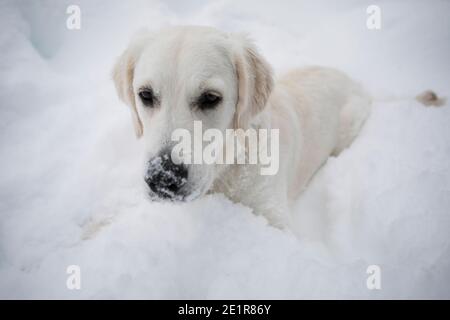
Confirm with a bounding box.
[147,189,187,202]
[145,174,212,203]
[146,184,204,202]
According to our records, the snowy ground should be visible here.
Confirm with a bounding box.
[0,0,449,299]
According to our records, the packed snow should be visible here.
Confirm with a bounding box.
[0,0,449,299]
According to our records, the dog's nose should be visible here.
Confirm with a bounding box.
[145,152,188,199]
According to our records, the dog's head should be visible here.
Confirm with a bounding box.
[112,26,273,201]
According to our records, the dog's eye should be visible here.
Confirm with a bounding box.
[197,92,222,110]
[139,89,154,107]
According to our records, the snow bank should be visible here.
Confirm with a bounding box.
[0,0,449,299]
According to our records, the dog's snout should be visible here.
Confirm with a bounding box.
[145,152,188,199]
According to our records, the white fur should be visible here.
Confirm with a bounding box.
[113,26,371,228]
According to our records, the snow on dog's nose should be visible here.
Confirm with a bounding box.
[145,152,188,200]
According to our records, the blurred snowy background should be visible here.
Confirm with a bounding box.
[0,0,449,299]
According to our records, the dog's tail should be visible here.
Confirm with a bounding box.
[374,90,446,107]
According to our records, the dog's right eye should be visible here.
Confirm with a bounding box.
[139,89,154,107]
[197,91,222,110]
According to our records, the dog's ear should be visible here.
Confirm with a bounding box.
[231,34,274,129]
[112,31,150,138]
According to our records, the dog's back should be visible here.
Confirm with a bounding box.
[270,66,371,199]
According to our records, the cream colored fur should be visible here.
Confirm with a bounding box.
[112,26,371,228]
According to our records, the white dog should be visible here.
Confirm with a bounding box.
[113,26,371,228]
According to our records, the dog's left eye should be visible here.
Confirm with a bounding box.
[197,92,222,110]
[139,89,154,107]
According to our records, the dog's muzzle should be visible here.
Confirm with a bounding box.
[145,151,188,200]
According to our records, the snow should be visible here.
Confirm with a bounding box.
[0,0,449,299]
